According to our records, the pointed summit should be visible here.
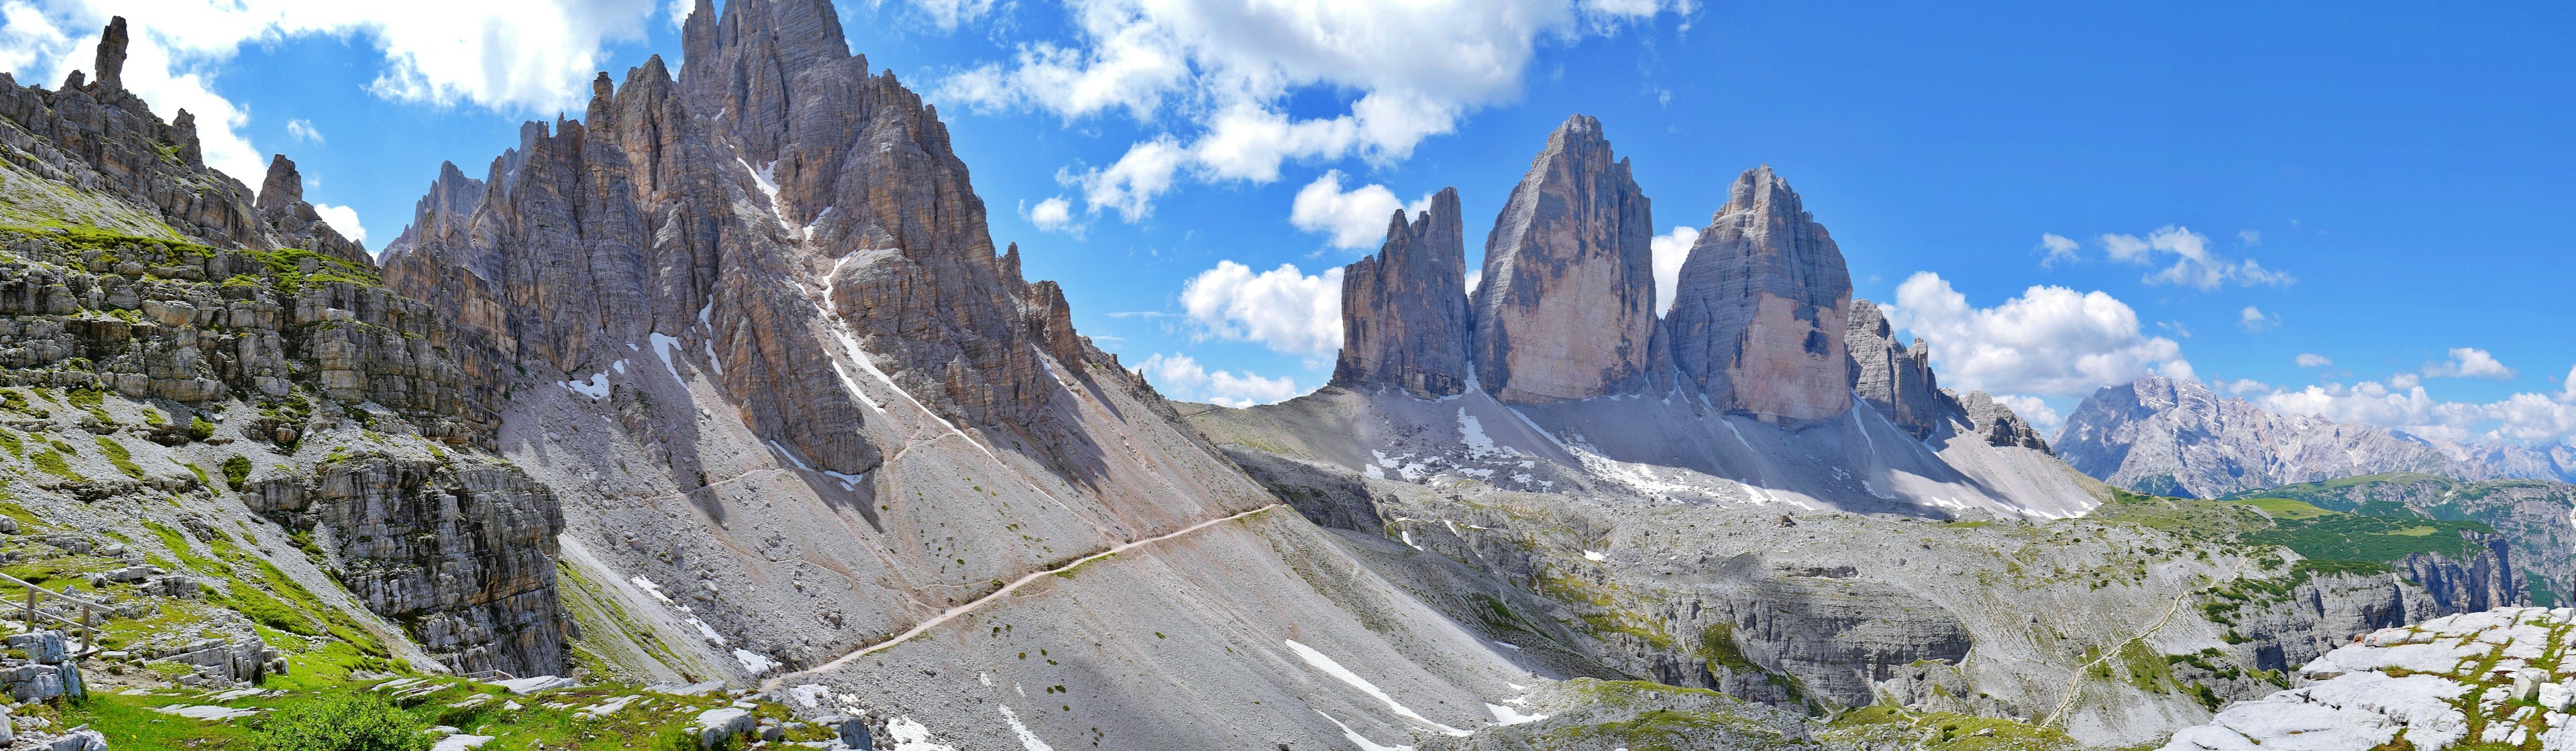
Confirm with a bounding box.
[1663,166,1854,420]
[1470,115,1656,404]
[1335,187,1472,398]
[93,17,127,89]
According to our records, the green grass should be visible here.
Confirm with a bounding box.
[30,447,85,481]
[95,436,142,479]
[2237,497,2334,520]
[2243,513,2492,564]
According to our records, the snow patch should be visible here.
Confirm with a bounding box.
[1582,549,1607,562]
[1285,639,1468,736]
[1487,703,1548,725]
[703,339,725,376]
[768,441,816,471]
[1314,710,1416,751]
[629,577,672,603]
[731,648,779,676]
[788,684,833,708]
[562,373,610,399]
[887,716,960,751]
[997,705,1055,751]
[649,333,686,382]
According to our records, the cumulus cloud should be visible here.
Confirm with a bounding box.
[2057,226,2295,290]
[311,203,365,243]
[943,0,1688,221]
[1650,225,1697,316]
[2249,365,2576,446]
[2237,306,2277,332]
[283,117,321,143]
[2422,347,2516,380]
[2295,353,2332,368]
[0,1,662,182]
[1882,272,2190,398]
[1132,352,1301,407]
[1019,196,1082,237]
[1289,170,1430,251]
[1177,260,1342,357]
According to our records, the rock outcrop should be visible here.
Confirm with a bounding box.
[376,161,486,264]
[2163,608,2576,751]
[383,0,1115,481]
[1333,188,1472,398]
[248,455,566,677]
[1662,166,1851,421]
[1845,299,1945,439]
[1950,389,2051,452]
[2056,376,2576,498]
[1468,115,1655,404]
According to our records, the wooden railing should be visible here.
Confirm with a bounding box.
[0,571,109,656]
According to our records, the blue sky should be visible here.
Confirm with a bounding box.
[2,1,2569,446]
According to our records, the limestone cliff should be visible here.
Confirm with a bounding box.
[1468,115,1655,404]
[1662,166,1851,421]
[1845,299,1944,439]
[1332,187,1472,398]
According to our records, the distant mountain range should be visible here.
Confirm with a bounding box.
[2054,376,2576,498]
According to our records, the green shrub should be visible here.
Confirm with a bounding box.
[221,455,252,490]
[95,437,141,479]
[187,416,215,441]
[250,693,431,751]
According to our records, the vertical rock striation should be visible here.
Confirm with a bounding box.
[1333,187,1472,398]
[1845,299,1943,439]
[1662,166,1851,421]
[1469,115,1655,404]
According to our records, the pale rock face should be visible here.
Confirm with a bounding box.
[1334,187,1472,398]
[2161,607,2576,751]
[1845,299,1943,439]
[2055,376,2576,498]
[1663,166,1851,421]
[1470,115,1655,404]
[377,162,486,264]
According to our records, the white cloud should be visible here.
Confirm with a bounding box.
[1132,352,1301,407]
[1464,268,1483,296]
[1019,196,1082,237]
[311,203,365,243]
[1288,170,1429,251]
[2086,226,2294,290]
[2422,347,2516,380]
[283,117,320,143]
[2036,233,2078,266]
[1650,225,1697,315]
[1992,394,2061,432]
[2237,229,2260,247]
[1064,136,1186,221]
[2295,353,2332,368]
[941,0,1688,221]
[1177,260,1343,357]
[0,1,662,182]
[887,0,999,30]
[1882,271,2189,398]
[2251,367,2576,446]
[2237,305,2277,332]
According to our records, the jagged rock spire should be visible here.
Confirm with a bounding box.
[256,154,302,213]
[1470,115,1656,404]
[1663,166,1852,420]
[1847,299,1943,438]
[1335,187,1472,398]
[93,17,127,90]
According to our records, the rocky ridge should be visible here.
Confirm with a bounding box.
[0,15,568,681]
[2160,606,2576,750]
[2055,375,2576,498]
[1334,187,1473,398]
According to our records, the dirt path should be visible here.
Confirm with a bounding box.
[2042,587,2194,728]
[761,503,1282,691]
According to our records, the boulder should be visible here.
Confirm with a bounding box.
[696,707,754,750]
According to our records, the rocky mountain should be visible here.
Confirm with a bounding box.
[0,12,564,689]
[1334,187,1473,398]
[2221,473,2576,608]
[1664,166,1854,421]
[1470,115,1658,404]
[2056,375,2576,498]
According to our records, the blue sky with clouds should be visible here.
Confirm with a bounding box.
[2,1,2569,446]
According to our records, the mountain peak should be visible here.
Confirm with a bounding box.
[1470,115,1656,403]
[1336,186,1471,398]
[1663,166,1853,420]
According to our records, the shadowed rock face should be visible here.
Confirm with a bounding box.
[1664,166,1851,421]
[1846,299,1943,439]
[1334,187,1472,398]
[382,0,1112,479]
[1470,115,1655,404]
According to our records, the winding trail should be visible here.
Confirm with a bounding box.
[761,503,1282,691]
[2041,587,2194,728]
